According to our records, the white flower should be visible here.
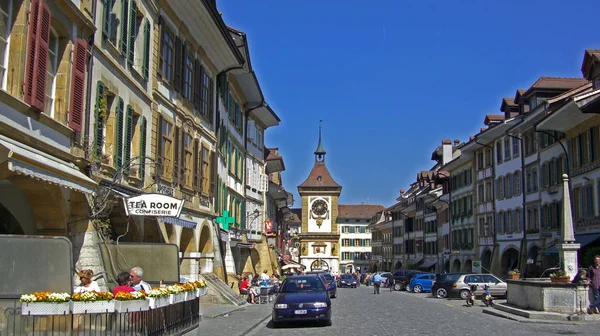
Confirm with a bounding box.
[19,294,37,303]
[131,291,145,300]
[47,293,70,303]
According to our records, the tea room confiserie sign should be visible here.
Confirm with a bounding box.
[124,194,184,217]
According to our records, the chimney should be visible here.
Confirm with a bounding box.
[470,136,475,141]
[454,139,460,145]
[441,139,453,165]
[399,189,405,196]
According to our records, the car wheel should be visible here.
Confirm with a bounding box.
[332,294,336,298]
[394,283,402,291]
[459,289,470,300]
[436,288,448,299]
[413,285,423,293]
[323,319,332,327]
[272,321,282,328]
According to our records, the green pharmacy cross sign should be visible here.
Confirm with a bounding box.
[216,210,235,230]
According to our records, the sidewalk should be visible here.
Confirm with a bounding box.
[192,303,272,336]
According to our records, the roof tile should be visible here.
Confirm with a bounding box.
[298,162,341,188]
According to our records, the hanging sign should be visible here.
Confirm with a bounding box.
[264,221,273,232]
[123,193,184,217]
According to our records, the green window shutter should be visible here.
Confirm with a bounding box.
[114,97,124,169]
[139,116,146,179]
[120,0,129,56]
[228,93,233,119]
[123,105,133,173]
[127,0,137,65]
[142,19,150,80]
[102,0,111,38]
[94,81,105,157]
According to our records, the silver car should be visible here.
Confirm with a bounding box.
[451,274,507,299]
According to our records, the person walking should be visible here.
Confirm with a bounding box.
[587,255,600,307]
[372,273,382,294]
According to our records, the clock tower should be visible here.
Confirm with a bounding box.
[297,121,341,273]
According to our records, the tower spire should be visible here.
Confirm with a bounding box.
[314,120,326,162]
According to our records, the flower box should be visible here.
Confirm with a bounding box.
[148,296,169,309]
[21,302,70,316]
[184,292,195,301]
[169,293,186,305]
[71,300,115,314]
[508,274,520,280]
[196,287,207,297]
[551,276,571,283]
[114,300,149,312]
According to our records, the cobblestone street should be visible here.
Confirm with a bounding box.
[198,286,600,336]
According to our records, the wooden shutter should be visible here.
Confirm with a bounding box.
[193,139,200,191]
[119,0,129,56]
[208,76,214,122]
[181,41,187,95]
[102,0,111,38]
[193,59,201,109]
[127,0,137,65]
[24,0,40,107]
[173,36,181,91]
[114,97,124,169]
[94,81,105,157]
[157,15,164,79]
[123,105,133,172]
[142,19,150,80]
[25,0,50,111]
[156,114,163,177]
[69,38,87,132]
[139,116,146,179]
[173,126,180,183]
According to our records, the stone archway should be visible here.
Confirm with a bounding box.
[311,259,329,271]
[0,180,36,234]
[501,247,520,276]
[464,259,473,273]
[451,259,461,273]
[481,249,492,273]
[198,222,214,274]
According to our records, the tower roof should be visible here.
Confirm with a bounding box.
[298,162,341,189]
[314,120,326,157]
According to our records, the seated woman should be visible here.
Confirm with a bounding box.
[113,271,135,295]
[74,269,101,293]
[239,276,256,304]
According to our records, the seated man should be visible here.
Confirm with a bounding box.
[239,276,256,304]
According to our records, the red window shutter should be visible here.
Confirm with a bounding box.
[30,1,51,111]
[24,0,40,106]
[69,38,87,132]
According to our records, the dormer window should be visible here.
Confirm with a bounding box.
[317,176,322,182]
[529,97,537,111]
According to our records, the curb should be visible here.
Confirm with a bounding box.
[206,305,247,318]
[482,308,582,325]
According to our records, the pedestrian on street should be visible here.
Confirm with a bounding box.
[587,255,600,305]
[372,273,382,294]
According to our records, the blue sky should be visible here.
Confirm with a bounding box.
[218,0,600,207]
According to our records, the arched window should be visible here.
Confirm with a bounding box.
[45,27,59,116]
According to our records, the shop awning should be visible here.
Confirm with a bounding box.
[0,135,96,195]
[543,233,600,255]
[419,260,437,270]
[158,217,196,229]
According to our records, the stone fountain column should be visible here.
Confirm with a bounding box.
[556,174,580,280]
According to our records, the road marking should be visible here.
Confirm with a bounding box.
[445,303,453,307]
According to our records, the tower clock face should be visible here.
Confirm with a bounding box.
[311,200,328,216]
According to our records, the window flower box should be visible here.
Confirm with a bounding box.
[196,287,207,298]
[114,300,149,312]
[550,276,571,283]
[148,296,169,309]
[71,300,115,314]
[169,293,186,305]
[21,302,70,316]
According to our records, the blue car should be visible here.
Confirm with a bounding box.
[305,271,337,298]
[408,273,435,293]
[272,275,332,327]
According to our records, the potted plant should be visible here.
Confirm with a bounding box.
[167,284,186,304]
[114,290,149,312]
[192,279,208,297]
[71,291,115,314]
[508,269,521,280]
[550,269,571,283]
[147,287,170,309]
[20,292,71,315]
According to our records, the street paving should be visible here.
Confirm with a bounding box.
[239,285,600,336]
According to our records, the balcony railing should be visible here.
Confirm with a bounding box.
[0,297,200,335]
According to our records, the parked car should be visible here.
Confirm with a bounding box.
[391,270,424,291]
[272,275,332,327]
[431,273,507,299]
[431,273,465,298]
[407,273,435,293]
[337,274,358,288]
[305,271,337,298]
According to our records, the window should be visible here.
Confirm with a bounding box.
[485,149,492,167]
[160,27,174,82]
[478,184,484,203]
[588,128,597,163]
[0,0,12,89]
[514,171,521,195]
[201,69,212,118]
[477,152,484,170]
[504,138,510,161]
[257,128,263,150]
[45,28,58,118]
[512,137,519,157]
[102,0,120,45]
[506,174,513,197]
[183,51,193,100]
[160,118,173,177]
[515,208,521,232]
[485,181,492,201]
[496,141,502,164]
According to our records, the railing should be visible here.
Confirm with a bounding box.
[0,298,200,336]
